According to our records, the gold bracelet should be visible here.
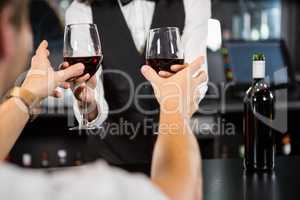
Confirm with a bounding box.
[6,87,40,121]
[10,96,30,116]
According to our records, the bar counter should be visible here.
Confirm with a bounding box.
[203,156,299,200]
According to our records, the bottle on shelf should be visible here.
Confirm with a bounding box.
[57,149,67,166]
[282,134,291,155]
[74,152,83,166]
[22,153,32,168]
[41,152,49,168]
[221,48,234,82]
[243,53,275,172]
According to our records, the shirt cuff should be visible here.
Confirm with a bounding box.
[197,82,208,103]
[72,93,108,128]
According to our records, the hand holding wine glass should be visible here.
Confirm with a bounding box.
[22,40,84,100]
[146,27,186,78]
[60,62,97,107]
[141,56,207,117]
[63,23,103,130]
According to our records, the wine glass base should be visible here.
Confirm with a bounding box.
[69,126,99,131]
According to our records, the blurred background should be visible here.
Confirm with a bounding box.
[8,0,300,169]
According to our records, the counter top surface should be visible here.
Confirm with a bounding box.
[202,156,300,200]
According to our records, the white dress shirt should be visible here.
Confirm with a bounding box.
[66,0,211,126]
[0,161,168,200]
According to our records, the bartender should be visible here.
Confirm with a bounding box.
[66,0,211,164]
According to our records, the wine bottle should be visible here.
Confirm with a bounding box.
[58,149,67,166]
[243,53,275,171]
[41,152,49,168]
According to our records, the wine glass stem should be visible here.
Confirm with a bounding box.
[82,114,88,127]
[82,86,89,128]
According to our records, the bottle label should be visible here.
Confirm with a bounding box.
[253,61,265,78]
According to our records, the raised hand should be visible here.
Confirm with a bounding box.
[22,40,84,100]
[141,56,207,117]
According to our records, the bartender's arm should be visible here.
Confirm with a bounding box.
[142,57,207,200]
[0,41,84,160]
[69,70,108,125]
[64,3,108,126]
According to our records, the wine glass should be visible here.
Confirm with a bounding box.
[146,27,184,73]
[63,23,103,130]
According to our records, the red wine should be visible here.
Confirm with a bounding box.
[64,56,102,77]
[244,53,275,171]
[146,58,184,73]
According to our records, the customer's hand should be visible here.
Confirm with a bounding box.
[158,63,188,78]
[141,56,207,117]
[22,40,84,100]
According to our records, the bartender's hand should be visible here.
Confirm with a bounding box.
[141,56,207,117]
[22,40,84,100]
[61,63,97,106]
[158,63,188,78]
[60,63,99,121]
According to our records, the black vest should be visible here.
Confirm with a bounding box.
[89,0,185,164]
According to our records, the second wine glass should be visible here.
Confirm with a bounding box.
[146,27,184,73]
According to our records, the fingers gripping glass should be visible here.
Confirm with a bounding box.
[146,27,184,73]
[63,23,103,130]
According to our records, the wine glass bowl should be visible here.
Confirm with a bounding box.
[146,27,184,73]
[64,23,103,78]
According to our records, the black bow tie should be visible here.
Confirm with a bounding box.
[120,0,157,6]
